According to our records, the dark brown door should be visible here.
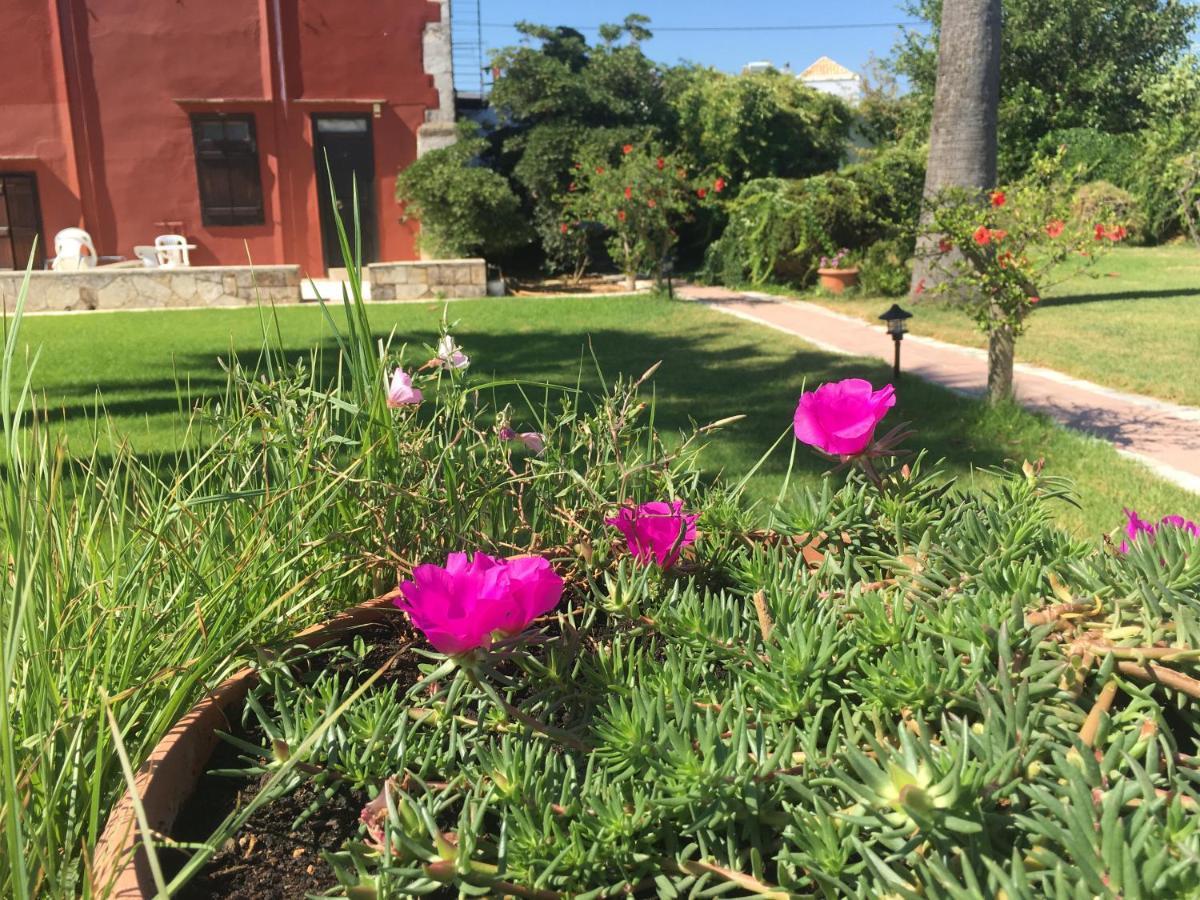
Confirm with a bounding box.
[313,115,377,270]
[0,174,44,270]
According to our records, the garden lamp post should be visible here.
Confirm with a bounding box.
[879,304,913,380]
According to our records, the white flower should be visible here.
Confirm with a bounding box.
[436,335,470,370]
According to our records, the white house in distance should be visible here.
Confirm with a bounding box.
[797,56,863,102]
[740,56,863,103]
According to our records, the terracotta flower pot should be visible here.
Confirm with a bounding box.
[92,593,402,899]
[817,266,860,294]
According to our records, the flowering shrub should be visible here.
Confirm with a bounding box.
[924,155,1127,335]
[562,145,720,288]
[605,500,698,568]
[923,152,1129,401]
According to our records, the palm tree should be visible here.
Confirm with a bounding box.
[911,0,1009,401]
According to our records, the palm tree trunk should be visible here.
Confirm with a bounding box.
[911,0,1002,298]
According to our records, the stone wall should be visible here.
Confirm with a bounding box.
[0,265,300,313]
[367,258,486,301]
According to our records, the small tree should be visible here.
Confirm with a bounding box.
[922,154,1128,403]
[563,145,719,289]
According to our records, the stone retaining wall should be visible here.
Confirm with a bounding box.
[367,258,486,301]
[0,265,300,313]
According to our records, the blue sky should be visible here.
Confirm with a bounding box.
[456,0,927,88]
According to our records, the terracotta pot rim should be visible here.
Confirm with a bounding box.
[816,266,860,276]
[91,592,403,900]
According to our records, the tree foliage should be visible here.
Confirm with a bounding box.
[894,0,1200,177]
[395,125,530,259]
[667,68,852,186]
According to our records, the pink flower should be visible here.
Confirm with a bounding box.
[396,552,563,654]
[499,426,545,455]
[1119,509,1199,551]
[793,379,896,457]
[386,369,423,407]
[606,501,698,568]
[1119,507,1157,553]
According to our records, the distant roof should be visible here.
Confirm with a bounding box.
[798,56,858,81]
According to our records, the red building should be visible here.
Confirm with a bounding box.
[0,1,456,275]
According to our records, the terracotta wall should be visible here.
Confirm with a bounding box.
[0,0,443,275]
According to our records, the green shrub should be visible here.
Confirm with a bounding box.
[1072,181,1147,241]
[858,237,913,296]
[701,175,867,285]
[668,67,851,185]
[702,147,924,287]
[395,125,531,259]
[1039,128,1143,188]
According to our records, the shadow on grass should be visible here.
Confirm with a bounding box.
[1040,286,1199,309]
[35,306,1045,489]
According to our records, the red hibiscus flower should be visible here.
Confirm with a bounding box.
[647,198,656,208]
[1028,296,1040,304]
[1094,223,1106,241]
[656,157,665,170]
[568,182,576,192]
[714,177,727,193]
[990,229,1008,242]
[913,278,926,297]
[973,225,991,246]
[1045,220,1065,238]
[696,187,708,199]
[596,166,605,175]
[622,144,633,155]
[1112,225,1128,241]
[938,238,953,254]
[560,223,569,234]
[990,191,1006,207]
[617,210,626,222]
[624,185,632,200]
[998,250,1014,268]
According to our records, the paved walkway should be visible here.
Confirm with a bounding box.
[679,284,1200,495]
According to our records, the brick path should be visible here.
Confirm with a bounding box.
[679,284,1200,495]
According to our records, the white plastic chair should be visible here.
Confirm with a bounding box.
[154,234,194,268]
[132,245,159,268]
[51,227,97,271]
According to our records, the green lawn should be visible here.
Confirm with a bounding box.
[809,245,1200,406]
[13,293,1198,536]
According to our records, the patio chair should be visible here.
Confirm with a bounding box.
[154,234,195,268]
[51,227,97,271]
[133,245,159,267]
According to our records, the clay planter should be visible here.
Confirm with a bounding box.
[92,593,402,899]
[817,266,860,294]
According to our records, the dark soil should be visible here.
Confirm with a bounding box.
[168,619,420,899]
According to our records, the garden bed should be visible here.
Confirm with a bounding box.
[107,472,1200,898]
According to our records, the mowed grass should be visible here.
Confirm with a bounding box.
[12,292,1199,536]
[808,245,1200,406]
